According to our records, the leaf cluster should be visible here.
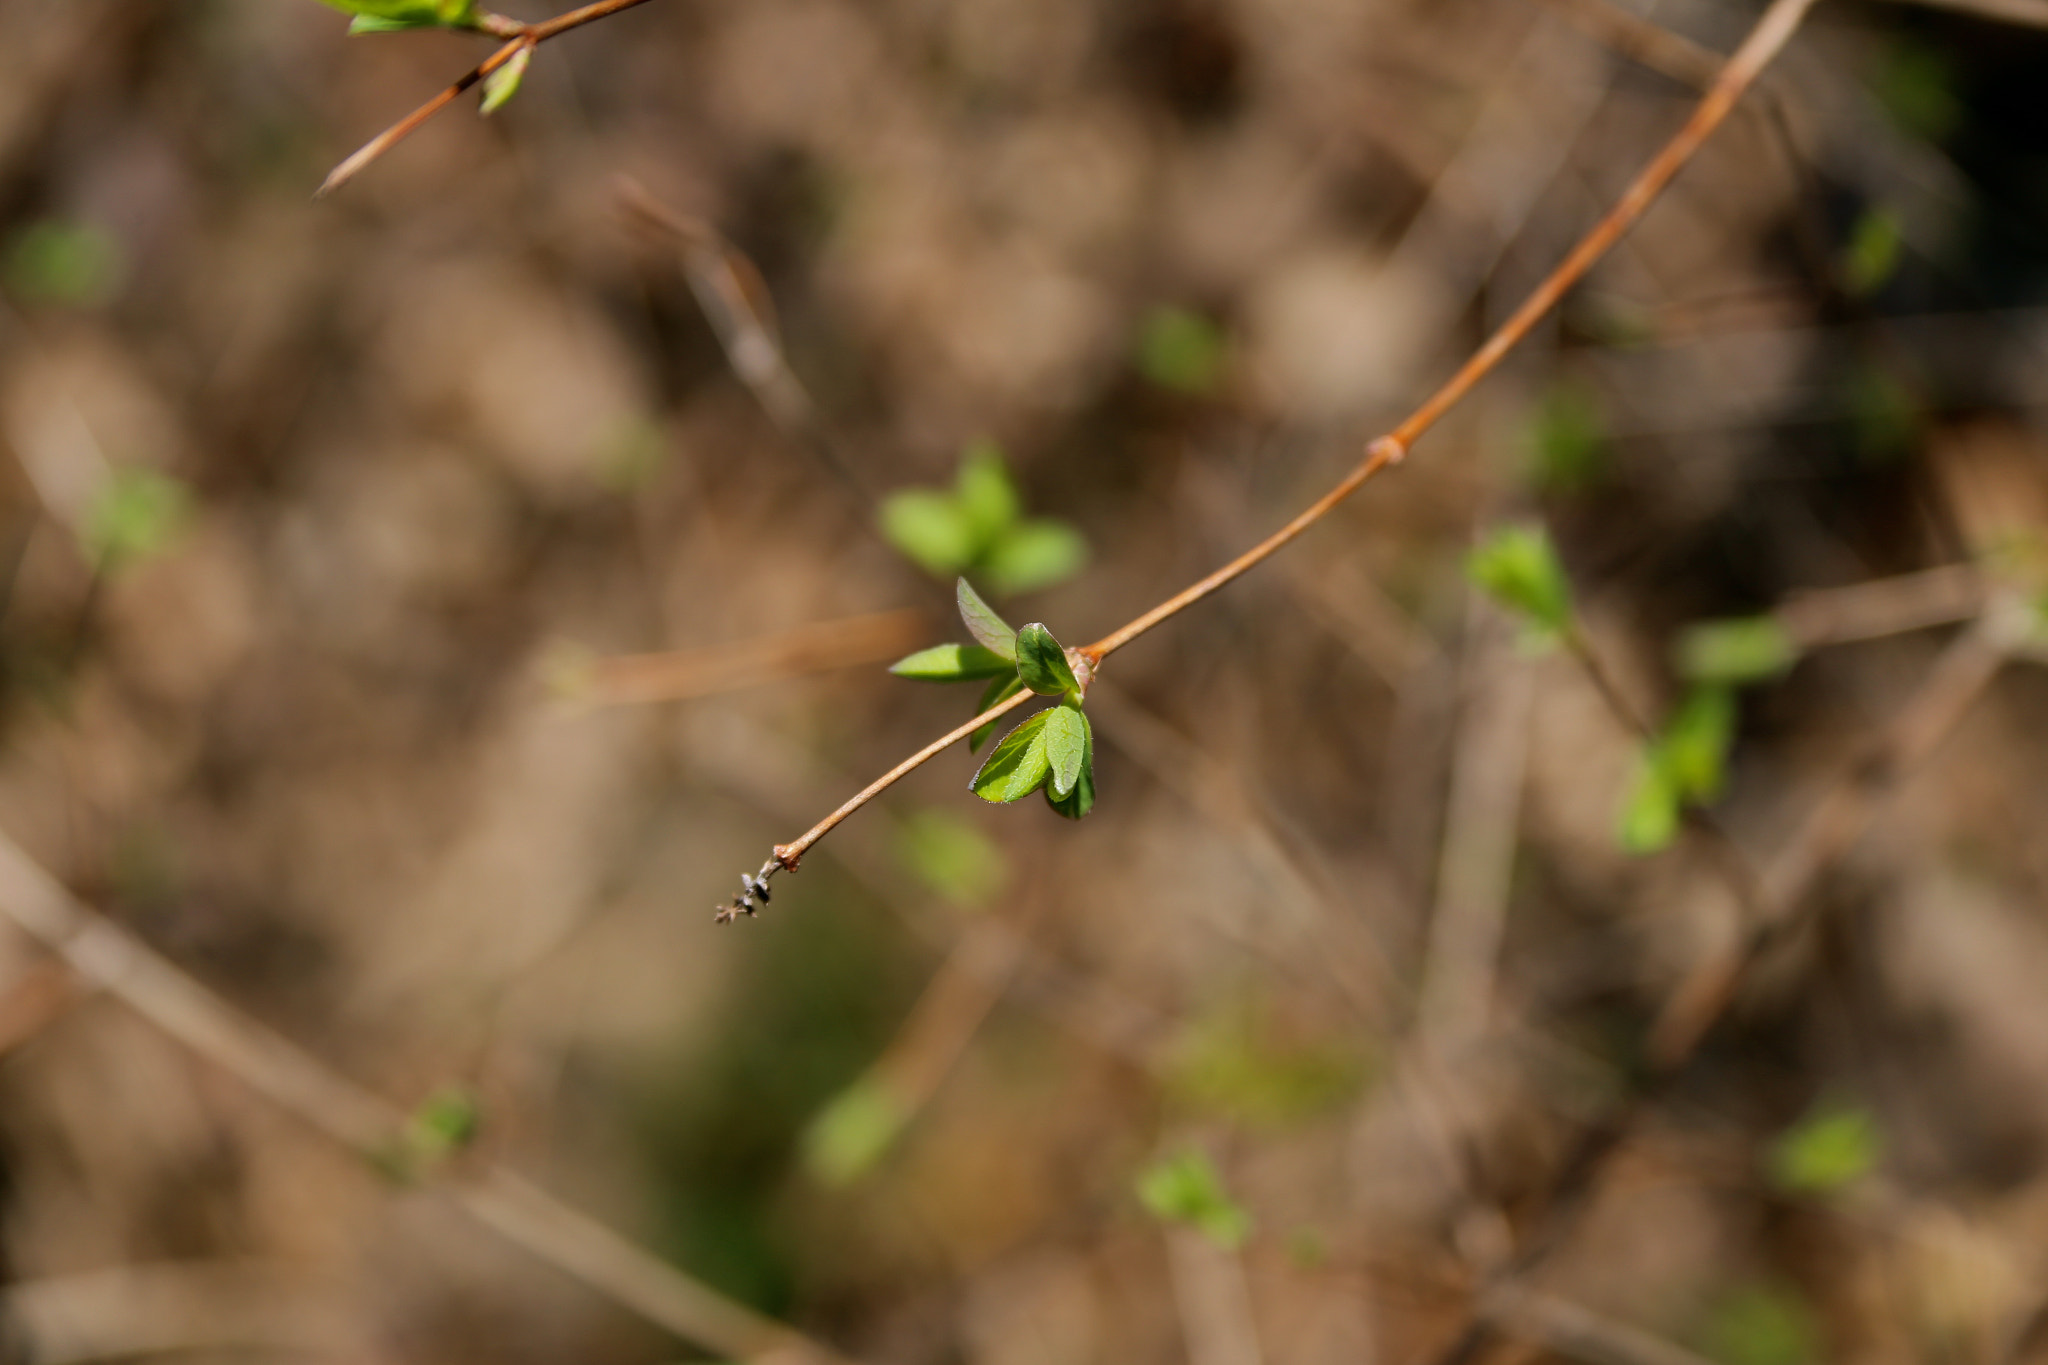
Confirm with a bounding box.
[318,0,483,33]
[889,580,1097,819]
[879,441,1087,595]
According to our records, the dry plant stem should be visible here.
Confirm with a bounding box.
[743,0,1819,880]
[575,609,927,707]
[0,830,855,1363]
[317,0,659,197]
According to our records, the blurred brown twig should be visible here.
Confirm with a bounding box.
[0,829,860,1363]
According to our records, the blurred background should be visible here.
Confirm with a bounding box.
[3,0,2048,1360]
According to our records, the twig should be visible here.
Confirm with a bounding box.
[317,0,660,197]
[724,0,1821,887]
[0,829,856,1363]
[557,609,928,708]
[1418,608,1536,1055]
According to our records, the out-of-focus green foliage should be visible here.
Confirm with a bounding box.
[802,1078,907,1187]
[1872,40,1961,142]
[1621,687,1736,855]
[1842,207,1904,298]
[894,810,1007,909]
[81,468,192,573]
[1137,306,1228,396]
[1164,1004,1368,1128]
[1525,378,1609,493]
[879,442,1087,594]
[1136,1150,1251,1249]
[1768,1103,1880,1195]
[1468,522,1573,644]
[4,219,122,306]
[1701,1283,1818,1365]
[1676,616,1800,686]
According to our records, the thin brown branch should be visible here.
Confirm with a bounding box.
[731,0,1819,894]
[559,609,928,708]
[316,0,660,198]
[0,829,857,1363]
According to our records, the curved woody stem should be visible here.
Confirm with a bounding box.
[317,0,660,197]
[722,0,1823,915]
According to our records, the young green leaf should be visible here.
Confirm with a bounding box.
[1046,710,1096,819]
[970,674,1026,752]
[986,519,1089,595]
[1661,687,1736,802]
[1015,623,1080,697]
[1468,523,1573,640]
[1619,768,1682,855]
[1137,306,1228,396]
[955,439,1020,548]
[803,1078,907,1187]
[81,468,191,572]
[882,490,975,575]
[970,710,1053,803]
[888,643,1015,682]
[322,0,478,28]
[1618,687,1737,854]
[1767,1104,1879,1195]
[1042,704,1088,799]
[955,578,1017,661]
[479,43,532,114]
[1136,1150,1251,1250]
[1675,615,1799,685]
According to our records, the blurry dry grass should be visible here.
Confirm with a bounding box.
[4,0,2048,1363]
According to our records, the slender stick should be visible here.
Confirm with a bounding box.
[317,0,660,197]
[751,0,1820,877]
[0,830,855,1362]
[769,684,1035,871]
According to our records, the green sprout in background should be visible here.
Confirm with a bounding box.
[879,440,1088,596]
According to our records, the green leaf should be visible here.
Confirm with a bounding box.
[1700,1284,1816,1365]
[970,710,1053,803]
[955,439,1019,549]
[323,0,478,28]
[1676,616,1800,685]
[1661,687,1736,802]
[970,674,1026,752]
[1136,1151,1251,1250]
[405,1086,481,1165]
[1014,623,1080,697]
[1619,687,1737,854]
[985,519,1089,595]
[478,44,531,114]
[1137,305,1228,395]
[1619,768,1682,855]
[888,643,1015,682]
[1467,523,1572,641]
[80,468,191,573]
[1872,40,1960,142]
[1842,208,1903,299]
[1046,711,1095,819]
[1526,378,1608,494]
[3,219,122,307]
[881,490,975,576]
[895,810,1006,909]
[1042,704,1088,799]
[955,578,1017,661]
[802,1079,907,1187]
[347,13,439,31]
[1767,1104,1879,1195]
